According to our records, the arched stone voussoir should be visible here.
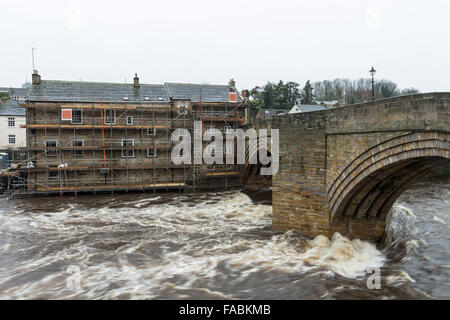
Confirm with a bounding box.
[329,133,450,217]
[327,132,448,200]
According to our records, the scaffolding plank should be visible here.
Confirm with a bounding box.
[36,182,186,192]
[21,124,170,129]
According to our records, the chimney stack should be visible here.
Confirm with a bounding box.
[32,70,41,85]
[228,78,235,88]
[133,73,140,88]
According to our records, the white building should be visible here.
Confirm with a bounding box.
[0,87,28,101]
[0,102,26,150]
[289,104,326,114]
[316,100,341,108]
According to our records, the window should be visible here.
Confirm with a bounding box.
[147,148,157,158]
[179,149,184,157]
[71,109,83,124]
[126,116,133,125]
[8,135,16,144]
[123,96,129,101]
[144,96,150,101]
[122,139,134,157]
[61,109,72,121]
[224,126,233,134]
[147,128,156,135]
[72,139,84,157]
[46,139,57,157]
[207,165,215,171]
[104,109,116,124]
[8,117,15,127]
[228,92,237,102]
[47,170,59,179]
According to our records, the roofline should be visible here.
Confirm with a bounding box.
[38,79,166,87]
[164,82,233,88]
[34,80,235,88]
[25,99,172,104]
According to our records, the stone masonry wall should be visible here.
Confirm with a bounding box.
[250,93,450,242]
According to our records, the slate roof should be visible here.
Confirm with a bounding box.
[262,109,289,117]
[289,104,326,113]
[26,79,239,103]
[0,102,26,116]
[27,80,170,103]
[0,87,28,97]
[164,83,239,103]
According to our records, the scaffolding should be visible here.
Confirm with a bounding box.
[6,98,247,196]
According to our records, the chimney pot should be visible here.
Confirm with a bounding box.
[229,78,235,88]
[32,70,41,85]
[134,73,140,88]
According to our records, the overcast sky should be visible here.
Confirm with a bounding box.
[1,0,449,92]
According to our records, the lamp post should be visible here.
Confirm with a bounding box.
[369,67,376,101]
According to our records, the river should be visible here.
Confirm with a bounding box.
[0,179,448,299]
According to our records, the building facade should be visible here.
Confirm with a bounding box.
[18,71,247,194]
[0,102,27,151]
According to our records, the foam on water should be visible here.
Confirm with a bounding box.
[0,191,389,299]
[303,233,385,278]
[1,183,448,299]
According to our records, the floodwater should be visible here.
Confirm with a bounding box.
[0,179,448,299]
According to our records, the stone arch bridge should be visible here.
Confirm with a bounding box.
[245,93,449,242]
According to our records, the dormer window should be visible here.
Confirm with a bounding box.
[144,96,150,101]
[123,96,129,101]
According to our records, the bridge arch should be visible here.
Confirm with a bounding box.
[242,136,272,189]
[329,132,450,231]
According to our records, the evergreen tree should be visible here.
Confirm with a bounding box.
[301,80,315,105]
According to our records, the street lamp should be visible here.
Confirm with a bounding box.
[369,67,376,101]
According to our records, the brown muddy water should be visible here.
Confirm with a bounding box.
[0,179,448,299]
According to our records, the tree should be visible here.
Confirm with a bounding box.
[377,80,399,98]
[401,87,420,95]
[285,82,300,106]
[301,80,315,105]
[348,96,355,105]
[263,82,276,108]
[248,81,301,109]
[0,92,9,102]
[311,77,420,105]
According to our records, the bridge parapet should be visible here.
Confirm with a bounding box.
[247,93,450,242]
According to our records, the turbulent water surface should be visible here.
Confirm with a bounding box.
[0,179,448,299]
